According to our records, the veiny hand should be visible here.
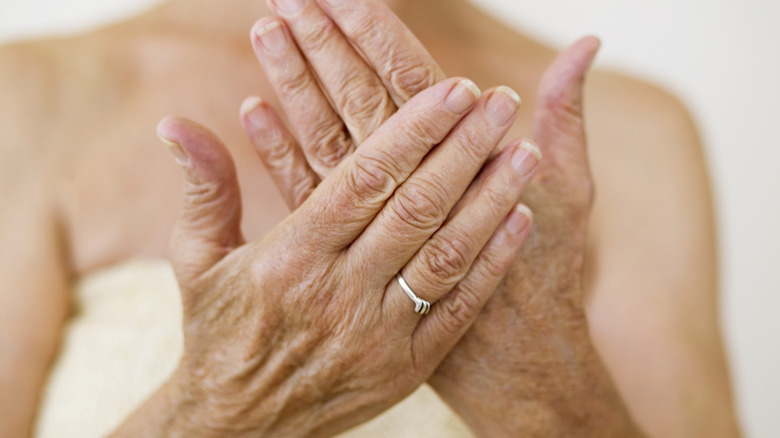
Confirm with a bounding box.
[430,40,645,437]
[242,0,446,207]
[244,1,644,436]
[113,75,540,437]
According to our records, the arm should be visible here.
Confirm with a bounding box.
[0,46,72,438]
[585,73,742,437]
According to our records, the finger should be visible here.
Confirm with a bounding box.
[294,77,481,250]
[533,36,600,167]
[350,86,522,279]
[412,204,533,371]
[268,0,397,145]
[318,0,446,106]
[251,17,351,177]
[240,96,319,210]
[386,139,541,322]
[157,116,246,288]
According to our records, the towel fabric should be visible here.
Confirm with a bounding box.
[35,259,473,437]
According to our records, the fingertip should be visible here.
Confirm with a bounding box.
[568,35,602,73]
[579,35,602,51]
[240,96,264,117]
[506,203,533,236]
[240,96,272,132]
[519,138,543,162]
[157,116,189,165]
[579,35,602,69]
[444,77,481,113]
[156,115,181,141]
[251,16,282,40]
[156,116,203,145]
[156,116,234,177]
[515,203,533,223]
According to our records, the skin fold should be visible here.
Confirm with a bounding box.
[243,1,640,435]
[113,77,544,435]
[0,0,741,436]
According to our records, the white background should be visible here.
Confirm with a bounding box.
[1,0,778,436]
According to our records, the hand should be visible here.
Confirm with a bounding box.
[242,0,446,208]
[243,1,644,435]
[113,75,540,437]
[430,40,645,437]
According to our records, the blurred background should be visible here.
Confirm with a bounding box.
[1,0,777,436]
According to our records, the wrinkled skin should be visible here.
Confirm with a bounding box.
[244,0,643,435]
[113,75,542,437]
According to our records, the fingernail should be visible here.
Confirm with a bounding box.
[445,79,481,114]
[486,86,521,125]
[241,96,268,130]
[274,0,305,16]
[511,140,542,175]
[507,204,533,235]
[158,133,189,165]
[257,21,287,54]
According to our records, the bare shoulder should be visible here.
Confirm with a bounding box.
[584,70,713,264]
[0,32,112,242]
[0,39,62,199]
[0,39,59,158]
[583,71,741,436]
[586,70,702,160]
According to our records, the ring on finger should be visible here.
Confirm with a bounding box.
[396,273,431,315]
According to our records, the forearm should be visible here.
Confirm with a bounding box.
[109,377,207,438]
[110,366,317,438]
[0,213,71,437]
[0,294,68,437]
[432,336,646,437]
[0,350,56,437]
[0,298,69,437]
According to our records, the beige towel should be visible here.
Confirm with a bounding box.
[35,259,473,437]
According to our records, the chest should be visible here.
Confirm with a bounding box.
[52,49,537,274]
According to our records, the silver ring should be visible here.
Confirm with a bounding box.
[396,274,431,315]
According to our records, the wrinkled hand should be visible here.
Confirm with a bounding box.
[246,0,643,436]
[114,73,540,436]
[430,40,644,437]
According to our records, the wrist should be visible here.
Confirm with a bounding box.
[431,344,646,437]
[111,364,322,438]
[109,373,208,438]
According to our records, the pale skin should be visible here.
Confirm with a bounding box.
[0,0,740,437]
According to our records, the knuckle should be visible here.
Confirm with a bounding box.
[348,13,385,47]
[389,62,440,101]
[345,153,398,201]
[423,235,473,288]
[278,65,315,97]
[291,177,316,208]
[481,186,511,216]
[396,114,442,151]
[341,82,394,129]
[184,179,225,207]
[260,136,294,169]
[438,284,483,334]
[451,126,490,163]
[539,93,585,134]
[478,247,513,279]
[296,17,334,53]
[309,122,351,170]
[390,178,449,233]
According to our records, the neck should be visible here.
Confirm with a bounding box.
[145,0,418,39]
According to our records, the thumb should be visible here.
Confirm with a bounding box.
[533,36,601,156]
[157,116,245,287]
